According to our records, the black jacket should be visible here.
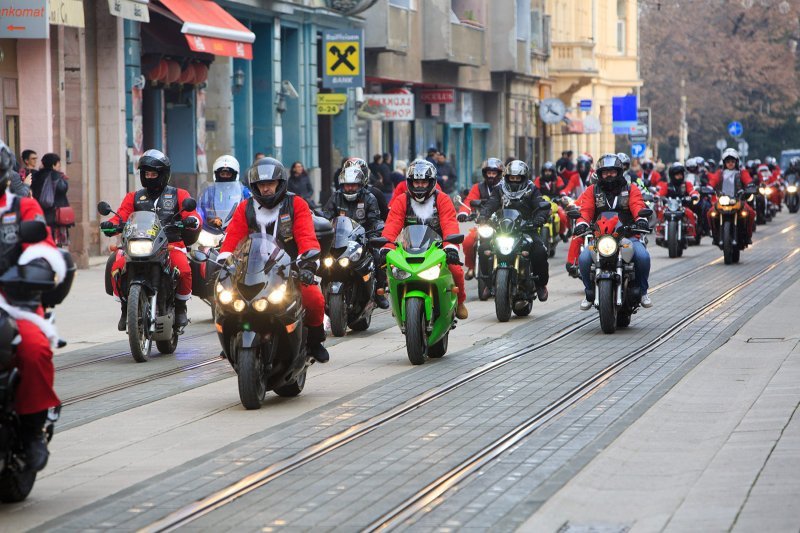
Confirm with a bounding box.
[287,172,314,203]
[481,182,549,228]
[31,169,69,226]
[322,189,384,235]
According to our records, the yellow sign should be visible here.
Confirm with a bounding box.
[318,93,348,106]
[49,0,85,28]
[326,41,360,76]
[317,103,341,116]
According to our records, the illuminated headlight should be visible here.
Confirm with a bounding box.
[596,236,618,257]
[350,246,363,261]
[127,239,154,257]
[218,289,234,305]
[418,265,441,281]
[323,257,334,268]
[267,283,287,304]
[759,187,770,195]
[478,225,494,238]
[196,230,220,248]
[718,196,732,206]
[233,299,246,313]
[788,185,798,193]
[391,266,411,280]
[496,236,515,255]
[338,257,350,268]
[253,298,268,312]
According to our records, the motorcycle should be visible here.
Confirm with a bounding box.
[785,173,799,213]
[640,187,660,229]
[752,180,773,225]
[693,185,716,243]
[98,198,197,362]
[370,226,463,365]
[320,216,376,337]
[539,194,565,258]
[654,196,696,258]
[586,209,652,334]
[709,190,751,265]
[466,199,495,301]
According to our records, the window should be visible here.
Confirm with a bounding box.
[617,0,627,54]
[530,9,542,48]
[452,0,485,28]
[389,0,413,8]
[516,0,530,41]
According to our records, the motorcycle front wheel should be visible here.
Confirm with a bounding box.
[328,293,348,337]
[722,220,735,265]
[598,278,617,334]
[494,269,513,322]
[0,467,36,503]
[237,346,266,409]
[127,284,152,362]
[275,367,306,397]
[667,220,679,258]
[404,297,428,365]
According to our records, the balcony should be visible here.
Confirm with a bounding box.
[421,0,485,67]
[449,22,484,66]
[363,4,411,54]
[550,41,597,75]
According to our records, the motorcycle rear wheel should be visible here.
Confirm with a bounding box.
[598,279,617,334]
[0,468,36,503]
[127,284,152,363]
[328,293,348,337]
[274,367,306,397]
[404,297,428,365]
[237,346,266,409]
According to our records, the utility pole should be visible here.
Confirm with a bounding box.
[678,78,689,162]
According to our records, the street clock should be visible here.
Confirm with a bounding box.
[540,98,566,124]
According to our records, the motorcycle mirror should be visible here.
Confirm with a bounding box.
[192,250,209,262]
[181,198,197,212]
[567,210,581,220]
[444,233,464,245]
[19,220,48,243]
[97,201,112,216]
[470,200,482,209]
[368,237,389,249]
[638,208,653,219]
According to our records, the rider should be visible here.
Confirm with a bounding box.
[480,160,551,302]
[198,155,250,230]
[618,153,636,185]
[322,165,389,309]
[657,162,699,229]
[100,150,201,330]
[380,159,469,320]
[564,155,595,276]
[341,157,389,220]
[561,153,592,197]
[458,158,503,280]
[0,140,68,471]
[685,157,699,187]
[707,148,755,244]
[638,158,663,188]
[534,161,569,242]
[574,154,652,310]
[218,157,330,363]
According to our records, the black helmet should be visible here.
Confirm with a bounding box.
[405,159,438,203]
[577,154,593,180]
[0,310,18,371]
[248,157,287,209]
[707,159,718,172]
[501,160,532,198]
[617,153,631,171]
[668,162,686,181]
[540,161,556,181]
[0,140,15,197]
[138,149,171,192]
[481,158,504,186]
[0,258,59,306]
[641,159,654,172]
[595,153,624,190]
[343,157,370,186]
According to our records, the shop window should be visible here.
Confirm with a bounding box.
[452,0,485,28]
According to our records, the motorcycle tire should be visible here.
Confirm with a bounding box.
[513,300,533,317]
[328,293,348,337]
[405,297,427,365]
[616,311,631,328]
[0,468,36,503]
[694,234,703,246]
[428,330,448,358]
[127,284,152,363]
[494,269,513,323]
[788,197,799,213]
[667,220,679,258]
[237,346,266,410]
[274,367,306,397]
[733,247,741,264]
[156,330,179,355]
[598,279,617,334]
[350,311,372,332]
[722,220,735,265]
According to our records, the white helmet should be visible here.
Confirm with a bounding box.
[721,148,740,169]
[339,167,364,202]
[212,155,240,182]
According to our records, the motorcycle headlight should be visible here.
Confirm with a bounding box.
[323,257,334,268]
[496,235,515,255]
[718,196,732,206]
[267,283,287,304]
[233,299,246,313]
[349,245,363,262]
[765,187,773,195]
[127,239,154,257]
[338,257,351,268]
[596,236,618,257]
[391,266,412,280]
[253,298,268,312]
[759,187,768,195]
[478,225,494,238]
[218,289,234,305]
[418,264,441,281]
[788,185,798,193]
[196,230,219,248]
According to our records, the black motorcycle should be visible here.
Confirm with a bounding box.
[463,199,495,301]
[786,173,799,213]
[98,199,196,362]
[710,190,751,265]
[320,216,376,337]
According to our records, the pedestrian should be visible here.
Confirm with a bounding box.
[31,153,73,247]
[425,146,438,165]
[390,160,407,189]
[380,153,393,187]
[556,150,575,174]
[369,154,384,184]
[20,149,38,183]
[253,152,266,164]
[287,161,315,207]
[435,151,458,194]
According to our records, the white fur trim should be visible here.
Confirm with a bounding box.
[175,293,191,301]
[217,251,232,261]
[0,293,59,348]
[445,243,459,250]
[18,243,67,284]
[409,195,435,223]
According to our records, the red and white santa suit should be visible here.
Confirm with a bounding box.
[656,179,699,227]
[458,181,496,271]
[390,179,443,207]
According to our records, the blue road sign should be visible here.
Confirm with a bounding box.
[631,143,647,158]
[579,99,592,111]
[612,95,638,134]
[728,121,743,137]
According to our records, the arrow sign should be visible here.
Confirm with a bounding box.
[6,25,26,31]
[631,143,647,158]
[728,121,743,137]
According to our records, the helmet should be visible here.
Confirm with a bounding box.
[339,166,364,202]
[707,159,718,171]
[685,157,699,173]
[405,159,438,203]
[481,157,504,186]
[501,160,531,198]
[138,149,171,192]
[595,153,625,191]
[765,156,777,170]
[617,153,631,170]
[0,140,14,197]
[790,156,800,170]
[641,159,654,172]
[213,155,240,182]
[694,156,706,169]
[576,154,593,180]
[540,161,556,181]
[668,162,686,181]
[247,157,287,209]
[343,157,370,186]
[721,148,740,169]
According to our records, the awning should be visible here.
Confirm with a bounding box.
[157,0,255,60]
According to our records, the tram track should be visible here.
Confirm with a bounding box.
[134,233,800,532]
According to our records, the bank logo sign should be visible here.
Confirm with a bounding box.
[322,29,364,89]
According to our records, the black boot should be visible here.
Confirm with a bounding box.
[374,292,390,310]
[118,302,127,331]
[175,299,189,328]
[19,411,49,472]
[307,324,329,363]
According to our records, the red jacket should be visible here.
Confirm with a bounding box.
[576,184,648,226]
[638,170,663,187]
[707,169,753,190]
[458,183,495,215]
[220,196,319,256]
[657,180,697,198]
[534,176,565,196]
[382,191,459,247]
[390,180,443,206]
[111,188,201,246]
[559,170,581,195]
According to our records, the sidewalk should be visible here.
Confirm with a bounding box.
[519,278,800,532]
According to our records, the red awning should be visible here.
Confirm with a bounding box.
[158,0,254,60]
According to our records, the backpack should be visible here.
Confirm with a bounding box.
[38,173,57,209]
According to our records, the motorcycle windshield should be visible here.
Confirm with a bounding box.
[200,182,244,224]
[234,233,291,289]
[786,174,799,185]
[595,211,624,235]
[331,216,363,249]
[398,225,440,254]
[497,209,522,233]
[124,211,159,239]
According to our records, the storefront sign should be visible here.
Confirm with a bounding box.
[362,94,414,121]
[322,29,364,89]
[108,0,149,22]
[421,89,455,105]
[49,0,85,28]
[0,0,48,39]
[317,93,346,115]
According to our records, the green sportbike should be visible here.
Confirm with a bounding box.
[371,225,464,365]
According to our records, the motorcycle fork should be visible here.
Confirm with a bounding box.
[616,258,624,306]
